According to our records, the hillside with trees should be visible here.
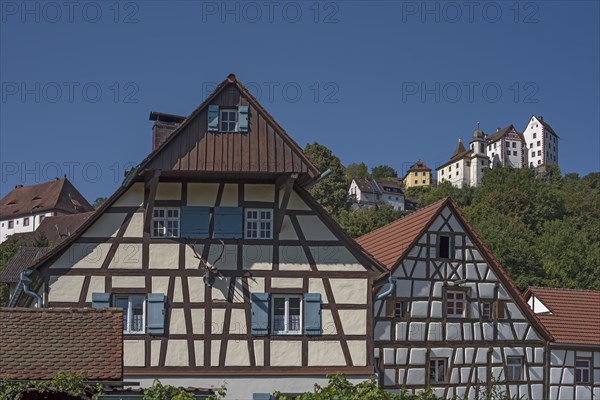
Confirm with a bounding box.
[304,142,600,291]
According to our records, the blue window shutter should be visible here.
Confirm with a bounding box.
[92,293,110,309]
[251,292,269,335]
[304,293,322,335]
[238,105,249,132]
[214,207,243,238]
[208,105,219,132]
[180,206,210,238]
[147,293,165,335]
[253,394,273,400]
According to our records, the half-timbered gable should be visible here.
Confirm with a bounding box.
[14,74,385,399]
[357,198,552,399]
[525,287,600,400]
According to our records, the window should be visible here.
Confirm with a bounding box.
[507,356,523,381]
[494,142,497,148]
[438,235,451,259]
[8,220,13,229]
[220,109,238,132]
[513,151,517,156]
[575,359,591,383]
[506,148,510,155]
[533,132,536,138]
[115,295,145,334]
[429,358,447,384]
[531,152,535,158]
[422,180,426,184]
[422,172,426,176]
[512,142,516,148]
[537,150,541,156]
[481,302,492,320]
[152,207,180,237]
[446,291,466,317]
[537,141,541,147]
[414,180,418,184]
[538,160,541,165]
[23,217,30,227]
[272,295,302,334]
[395,301,407,318]
[245,209,273,239]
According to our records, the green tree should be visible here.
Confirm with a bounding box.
[345,162,369,181]
[303,142,349,215]
[336,204,405,238]
[371,165,398,179]
[92,197,108,209]
[34,231,49,247]
[0,236,20,307]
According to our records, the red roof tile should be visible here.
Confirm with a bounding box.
[0,308,123,380]
[12,211,94,246]
[525,287,600,346]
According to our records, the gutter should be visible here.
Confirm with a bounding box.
[375,275,396,301]
[302,169,332,190]
[8,270,42,308]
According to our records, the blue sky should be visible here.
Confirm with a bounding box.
[1,1,599,202]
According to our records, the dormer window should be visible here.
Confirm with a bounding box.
[220,109,238,132]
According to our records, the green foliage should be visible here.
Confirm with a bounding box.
[0,372,103,400]
[33,231,49,248]
[0,236,20,307]
[371,165,398,179]
[92,197,108,209]
[345,162,369,180]
[303,142,349,214]
[336,204,406,238]
[142,379,226,400]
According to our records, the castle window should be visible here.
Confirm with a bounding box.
[272,295,302,335]
[8,220,13,229]
[513,151,517,156]
[152,207,180,238]
[220,109,238,132]
[246,209,273,239]
[533,132,536,138]
[446,291,466,317]
[507,356,523,381]
[115,295,146,334]
[512,142,516,148]
[576,359,591,383]
[531,152,535,158]
[429,358,447,384]
[537,150,541,156]
[23,217,29,227]
[438,235,452,259]
[414,180,418,184]
[537,141,541,147]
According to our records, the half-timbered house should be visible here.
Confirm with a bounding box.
[357,198,553,399]
[525,287,600,400]
[10,74,386,399]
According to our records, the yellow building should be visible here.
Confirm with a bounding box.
[403,159,432,188]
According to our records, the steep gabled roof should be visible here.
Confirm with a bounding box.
[0,308,123,380]
[0,178,93,220]
[0,247,49,283]
[436,139,474,171]
[524,287,600,346]
[407,159,431,172]
[357,197,553,341]
[353,178,378,194]
[534,116,558,137]
[11,211,94,246]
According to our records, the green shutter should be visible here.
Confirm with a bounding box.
[208,105,219,132]
[147,293,165,335]
[92,293,110,309]
[304,293,322,335]
[238,105,249,132]
[251,292,269,335]
[214,207,243,238]
[180,206,210,238]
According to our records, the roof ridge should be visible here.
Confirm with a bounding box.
[529,286,600,294]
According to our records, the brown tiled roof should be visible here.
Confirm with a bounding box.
[357,197,554,341]
[486,124,525,144]
[451,139,468,159]
[0,178,93,221]
[0,247,49,283]
[407,160,431,172]
[376,179,404,194]
[524,287,600,346]
[12,211,94,246]
[0,308,123,380]
[353,178,378,194]
[357,198,448,270]
[536,116,558,136]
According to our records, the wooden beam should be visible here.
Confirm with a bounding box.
[275,173,297,234]
[143,169,161,233]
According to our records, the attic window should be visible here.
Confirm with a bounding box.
[7,201,16,205]
[220,109,238,132]
[32,196,41,201]
[438,235,452,259]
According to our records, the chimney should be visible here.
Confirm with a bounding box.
[149,112,186,151]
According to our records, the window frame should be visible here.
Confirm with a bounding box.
[23,217,30,227]
[152,207,180,238]
[446,290,467,318]
[395,300,408,318]
[271,294,303,335]
[438,235,453,259]
[481,302,493,320]
[114,294,146,335]
[575,359,591,383]
[219,108,238,132]
[245,208,273,239]
[506,356,524,381]
[8,220,14,229]
[429,358,448,384]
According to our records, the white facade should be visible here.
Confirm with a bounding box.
[348,179,405,211]
[522,116,559,167]
[486,125,526,169]
[0,212,54,244]
[349,179,378,204]
[437,133,489,189]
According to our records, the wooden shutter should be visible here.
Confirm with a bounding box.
[180,206,210,238]
[147,293,166,335]
[304,293,322,335]
[238,105,249,132]
[208,105,219,132]
[92,293,110,309]
[251,292,269,335]
[214,207,243,238]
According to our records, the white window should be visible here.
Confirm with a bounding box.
[8,220,14,229]
[481,302,492,320]
[447,291,466,317]
[245,209,273,239]
[115,295,145,334]
[507,356,523,381]
[429,358,447,383]
[576,359,591,383]
[152,207,180,237]
[23,217,30,227]
[395,301,407,318]
[272,295,302,334]
[220,109,237,132]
